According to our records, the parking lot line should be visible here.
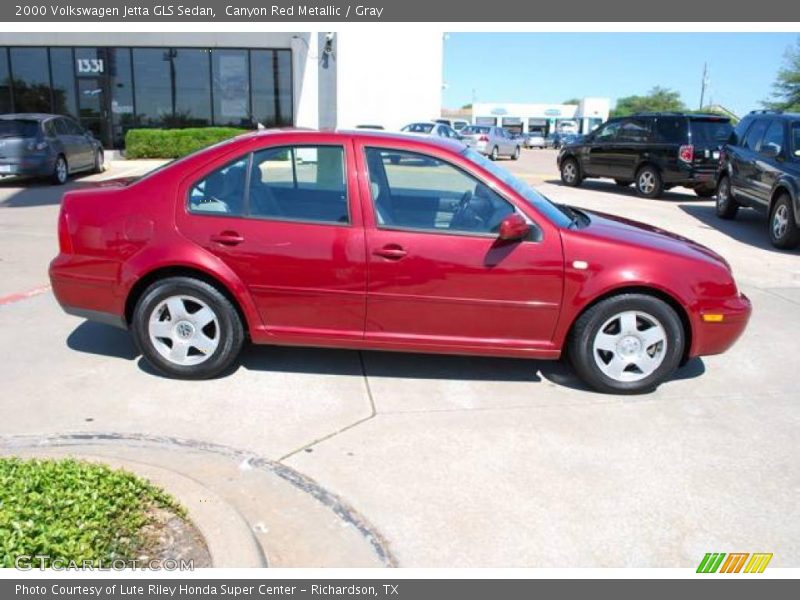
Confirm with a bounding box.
[0,284,51,306]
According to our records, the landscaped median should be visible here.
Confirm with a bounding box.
[124,127,247,159]
[0,457,208,569]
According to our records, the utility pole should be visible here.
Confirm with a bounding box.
[699,62,709,110]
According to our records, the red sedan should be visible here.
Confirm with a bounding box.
[49,130,751,394]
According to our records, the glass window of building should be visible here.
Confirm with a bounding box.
[0,48,11,113]
[275,50,292,126]
[108,48,134,148]
[9,47,51,112]
[132,48,172,127]
[212,49,250,127]
[173,48,212,126]
[48,48,78,118]
[250,50,278,127]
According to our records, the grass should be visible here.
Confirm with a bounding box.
[0,457,184,568]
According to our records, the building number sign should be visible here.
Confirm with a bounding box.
[77,58,104,75]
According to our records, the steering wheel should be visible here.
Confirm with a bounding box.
[450,190,474,229]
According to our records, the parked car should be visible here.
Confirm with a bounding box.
[556,120,579,135]
[356,124,385,130]
[551,132,582,149]
[557,112,733,198]
[524,132,548,149]
[434,118,470,132]
[0,113,104,185]
[50,129,750,394]
[401,121,462,142]
[716,110,800,249]
[460,125,521,160]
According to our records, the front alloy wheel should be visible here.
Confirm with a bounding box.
[490,146,499,161]
[560,158,581,187]
[568,293,684,394]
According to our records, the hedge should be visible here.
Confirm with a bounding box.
[0,457,184,568]
[125,127,247,159]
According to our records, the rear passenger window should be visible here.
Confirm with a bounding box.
[617,118,650,143]
[652,117,686,143]
[742,119,769,151]
[189,158,248,215]
[249,146,348,224]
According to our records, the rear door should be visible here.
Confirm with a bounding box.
[613,117,651,179]
[175,136,368,342]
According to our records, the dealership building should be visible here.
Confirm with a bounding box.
[0,32,443,148]
[471,100,610,136]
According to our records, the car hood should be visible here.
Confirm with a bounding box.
[577,208,731,270]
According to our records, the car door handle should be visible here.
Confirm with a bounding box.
[210,231,245,246]
[373,245,407,260]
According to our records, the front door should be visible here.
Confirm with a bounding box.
[581,120,622,178]
[175,139,367,342]
[356,144,564,350]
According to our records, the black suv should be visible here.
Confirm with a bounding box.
[557,112,733,198]
[716,110,800,249]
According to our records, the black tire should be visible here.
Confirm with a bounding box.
[560,157,582,187]
[769,194,800,249]
[715,176,739,220]
[634,165,664,198]
[52,155,68,185]
[92,149,104,174]
[132,276,245,379]
[614,179,632,187]
[694,186,715,198]
[490,146,499,161]
[568,293,685,394]
[511,146,520,160]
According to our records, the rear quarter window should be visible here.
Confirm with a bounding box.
[690,119,733,146]
[651,117,687,144]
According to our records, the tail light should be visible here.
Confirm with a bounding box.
[478,135,489,142]
[57,205,72,254]
[679,144,694,163]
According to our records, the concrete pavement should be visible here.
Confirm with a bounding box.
[0,149,798,567]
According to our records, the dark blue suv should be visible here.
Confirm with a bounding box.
[717,110,800,249]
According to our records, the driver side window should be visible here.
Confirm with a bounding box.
[364,148,515,235]
[594,121,621,142]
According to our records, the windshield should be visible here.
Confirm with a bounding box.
[462,126,490,135]
[0,119,39,138]
[402,123,434,134]
[690,118,733,145]
[462,148,573,228]
[792,123,800,159]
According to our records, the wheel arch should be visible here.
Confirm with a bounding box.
[769,180,799,222]
[124,265,252,336]
[564,284,693,364]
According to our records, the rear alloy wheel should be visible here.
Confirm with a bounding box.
[132,277,244,379]
[512,146,520,160]
[568,293,684,394]
[93,149,104,173]
[715,176,739,220]
[635,166,664,198]
[769,194,800,249]
[560,157,582,187]
[52,156,68,185]
[490,146,499,161]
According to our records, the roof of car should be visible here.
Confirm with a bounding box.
[244,127,466,152]
[0,113,60,121]
[745,110,800,120]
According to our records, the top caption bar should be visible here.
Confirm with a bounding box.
[3,0,800,22]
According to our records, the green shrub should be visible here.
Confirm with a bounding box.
[125,127,247,159]
[0,457,184,568]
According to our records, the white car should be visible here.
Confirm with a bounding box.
[401,121,463,143]
[524,133,547,149]
[434,118,470,132]
[459,125,521,160]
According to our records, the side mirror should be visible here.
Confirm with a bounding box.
[762,143,781,158]
[498,213,530,241]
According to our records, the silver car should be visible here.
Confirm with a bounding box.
[460,125,520,160]
[400,121,463,143]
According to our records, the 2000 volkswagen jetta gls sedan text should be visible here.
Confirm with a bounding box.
[49,130,751,394]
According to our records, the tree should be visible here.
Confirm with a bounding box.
[611,87,686,118]
[562,98,581,105]
[764,38,800,112]
[460,103,473,110]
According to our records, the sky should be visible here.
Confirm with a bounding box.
[442,33,799,117]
